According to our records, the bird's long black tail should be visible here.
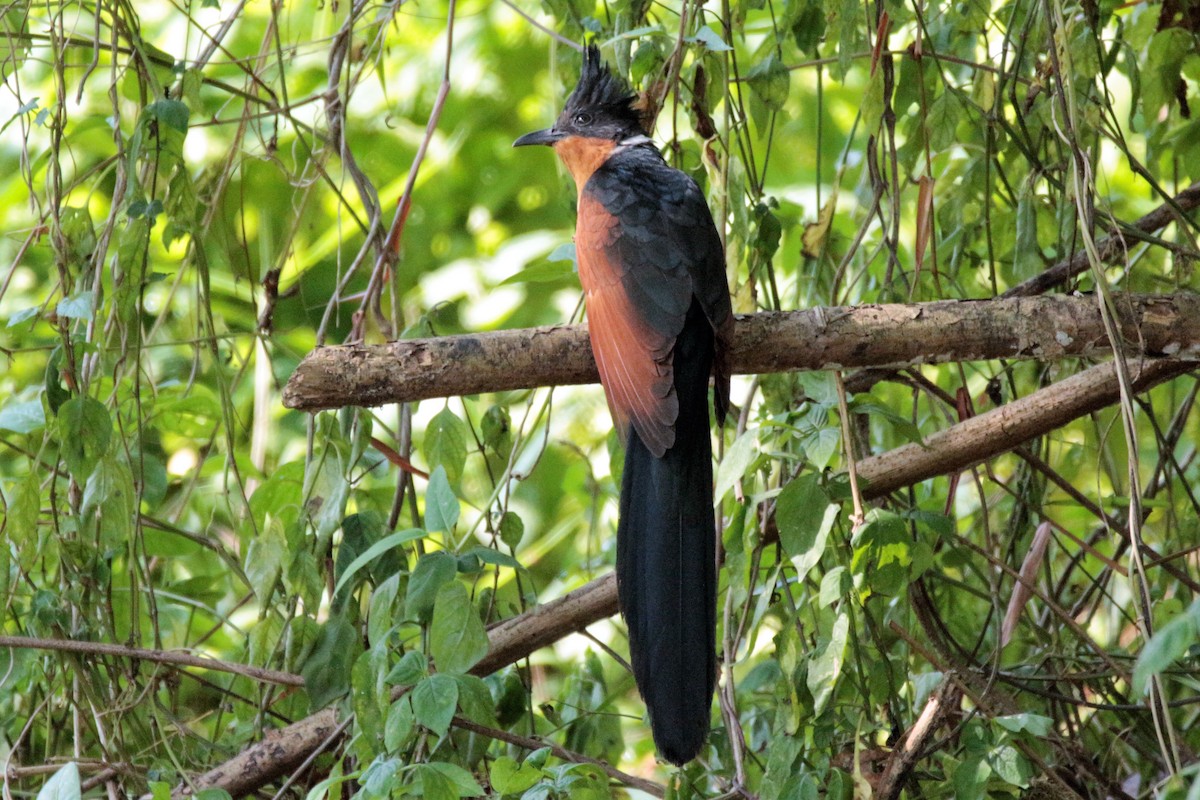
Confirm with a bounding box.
[616,301,717,765]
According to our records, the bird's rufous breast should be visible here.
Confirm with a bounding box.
[553,136,617,192]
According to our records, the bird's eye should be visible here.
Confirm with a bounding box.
[573,112,593,126]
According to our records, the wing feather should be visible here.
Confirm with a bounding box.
[574,151,734,454]
[577,193,678,456]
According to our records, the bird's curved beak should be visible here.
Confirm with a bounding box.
[513,128,564,147]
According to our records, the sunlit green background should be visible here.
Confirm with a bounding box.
[2,0,1199,796]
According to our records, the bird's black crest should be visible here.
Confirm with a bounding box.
[562,45,641,130]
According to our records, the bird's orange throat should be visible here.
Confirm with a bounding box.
[553,136,617,192]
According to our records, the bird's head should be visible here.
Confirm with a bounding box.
[514,45,649,186]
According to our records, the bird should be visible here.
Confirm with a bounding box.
[514,44,734,765]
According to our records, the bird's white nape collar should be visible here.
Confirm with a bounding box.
[616,134,653,151]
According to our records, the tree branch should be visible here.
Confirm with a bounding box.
[1001,180,1200,298]
[853,359,1191,496]
[0,635,304,687]
[194,354,1191,797]
[174,576,618,798]
[283,292,1200,410]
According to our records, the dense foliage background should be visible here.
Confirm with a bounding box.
[2,0,1199,797]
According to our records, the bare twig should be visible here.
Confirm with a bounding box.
[0,635,303,687]
[873,679,962,800]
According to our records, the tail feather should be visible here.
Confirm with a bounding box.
[616,301,717,765]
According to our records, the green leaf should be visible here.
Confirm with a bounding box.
[333,527,424,600]
[1065,19,1100,80]
[954,756,991,800]
[81,453,135,548]
[833,0,861,77]
[423,408,467,487]
[807,611,848,714]
[498,511,525,549]
[524,747,551,769]
[630,39,666,84]
[44,347,69,414]
[687,25,732,52]
[57,206,96,265]
[453,674,498,726]
[993,713,1053,736]
[422,762,484,797]
[851,510,911,597]
[386,650,428,686]
[749,203,782,274]
[247,615,283,672]
[424,466,460,533]
[545,241,576,262]
[245,516,287,603]
[6,473,40,550]
[861,60,886,129]
[384,696,415,752]
[413,763,458,800]
[481,405,512,454]
[36,763,80,800]
[1144,28,1193,121]
[463,545,522,571]
[56,397,112,480]
[302,615,360,708]
[411,673,459,737]
[715,429,758,502]
[430,580,489,674]
[1132,598,1200,695]
[490,756,543,795]
[361,757,401,797]
[819,566,847,607]
[500,260,575,285]
[285,547,323,612]
[761,734,804,800]
[797,371,837,406]
[6,305,40,327]
[56,291,95,320]
[1013,182,1040,278]
[789,0,826,55]
[405,551,457,622]
[989,744,1031,788]
[776,473,839,580]
[850,400,922,444]
[925,89,961,151]
[368,573,402,646]
[313,464,349,541]
[352,646,388,748]
[0,399,45,434]
[745,53,791,112]
[1185,53,1200,83]
[146,98,190,133]
[802,427,840,471]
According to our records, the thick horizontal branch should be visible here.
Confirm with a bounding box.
[205,354,1192,798]
[177,576,619,798]
[854,358,1191,496]
[283,292,1200,411]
